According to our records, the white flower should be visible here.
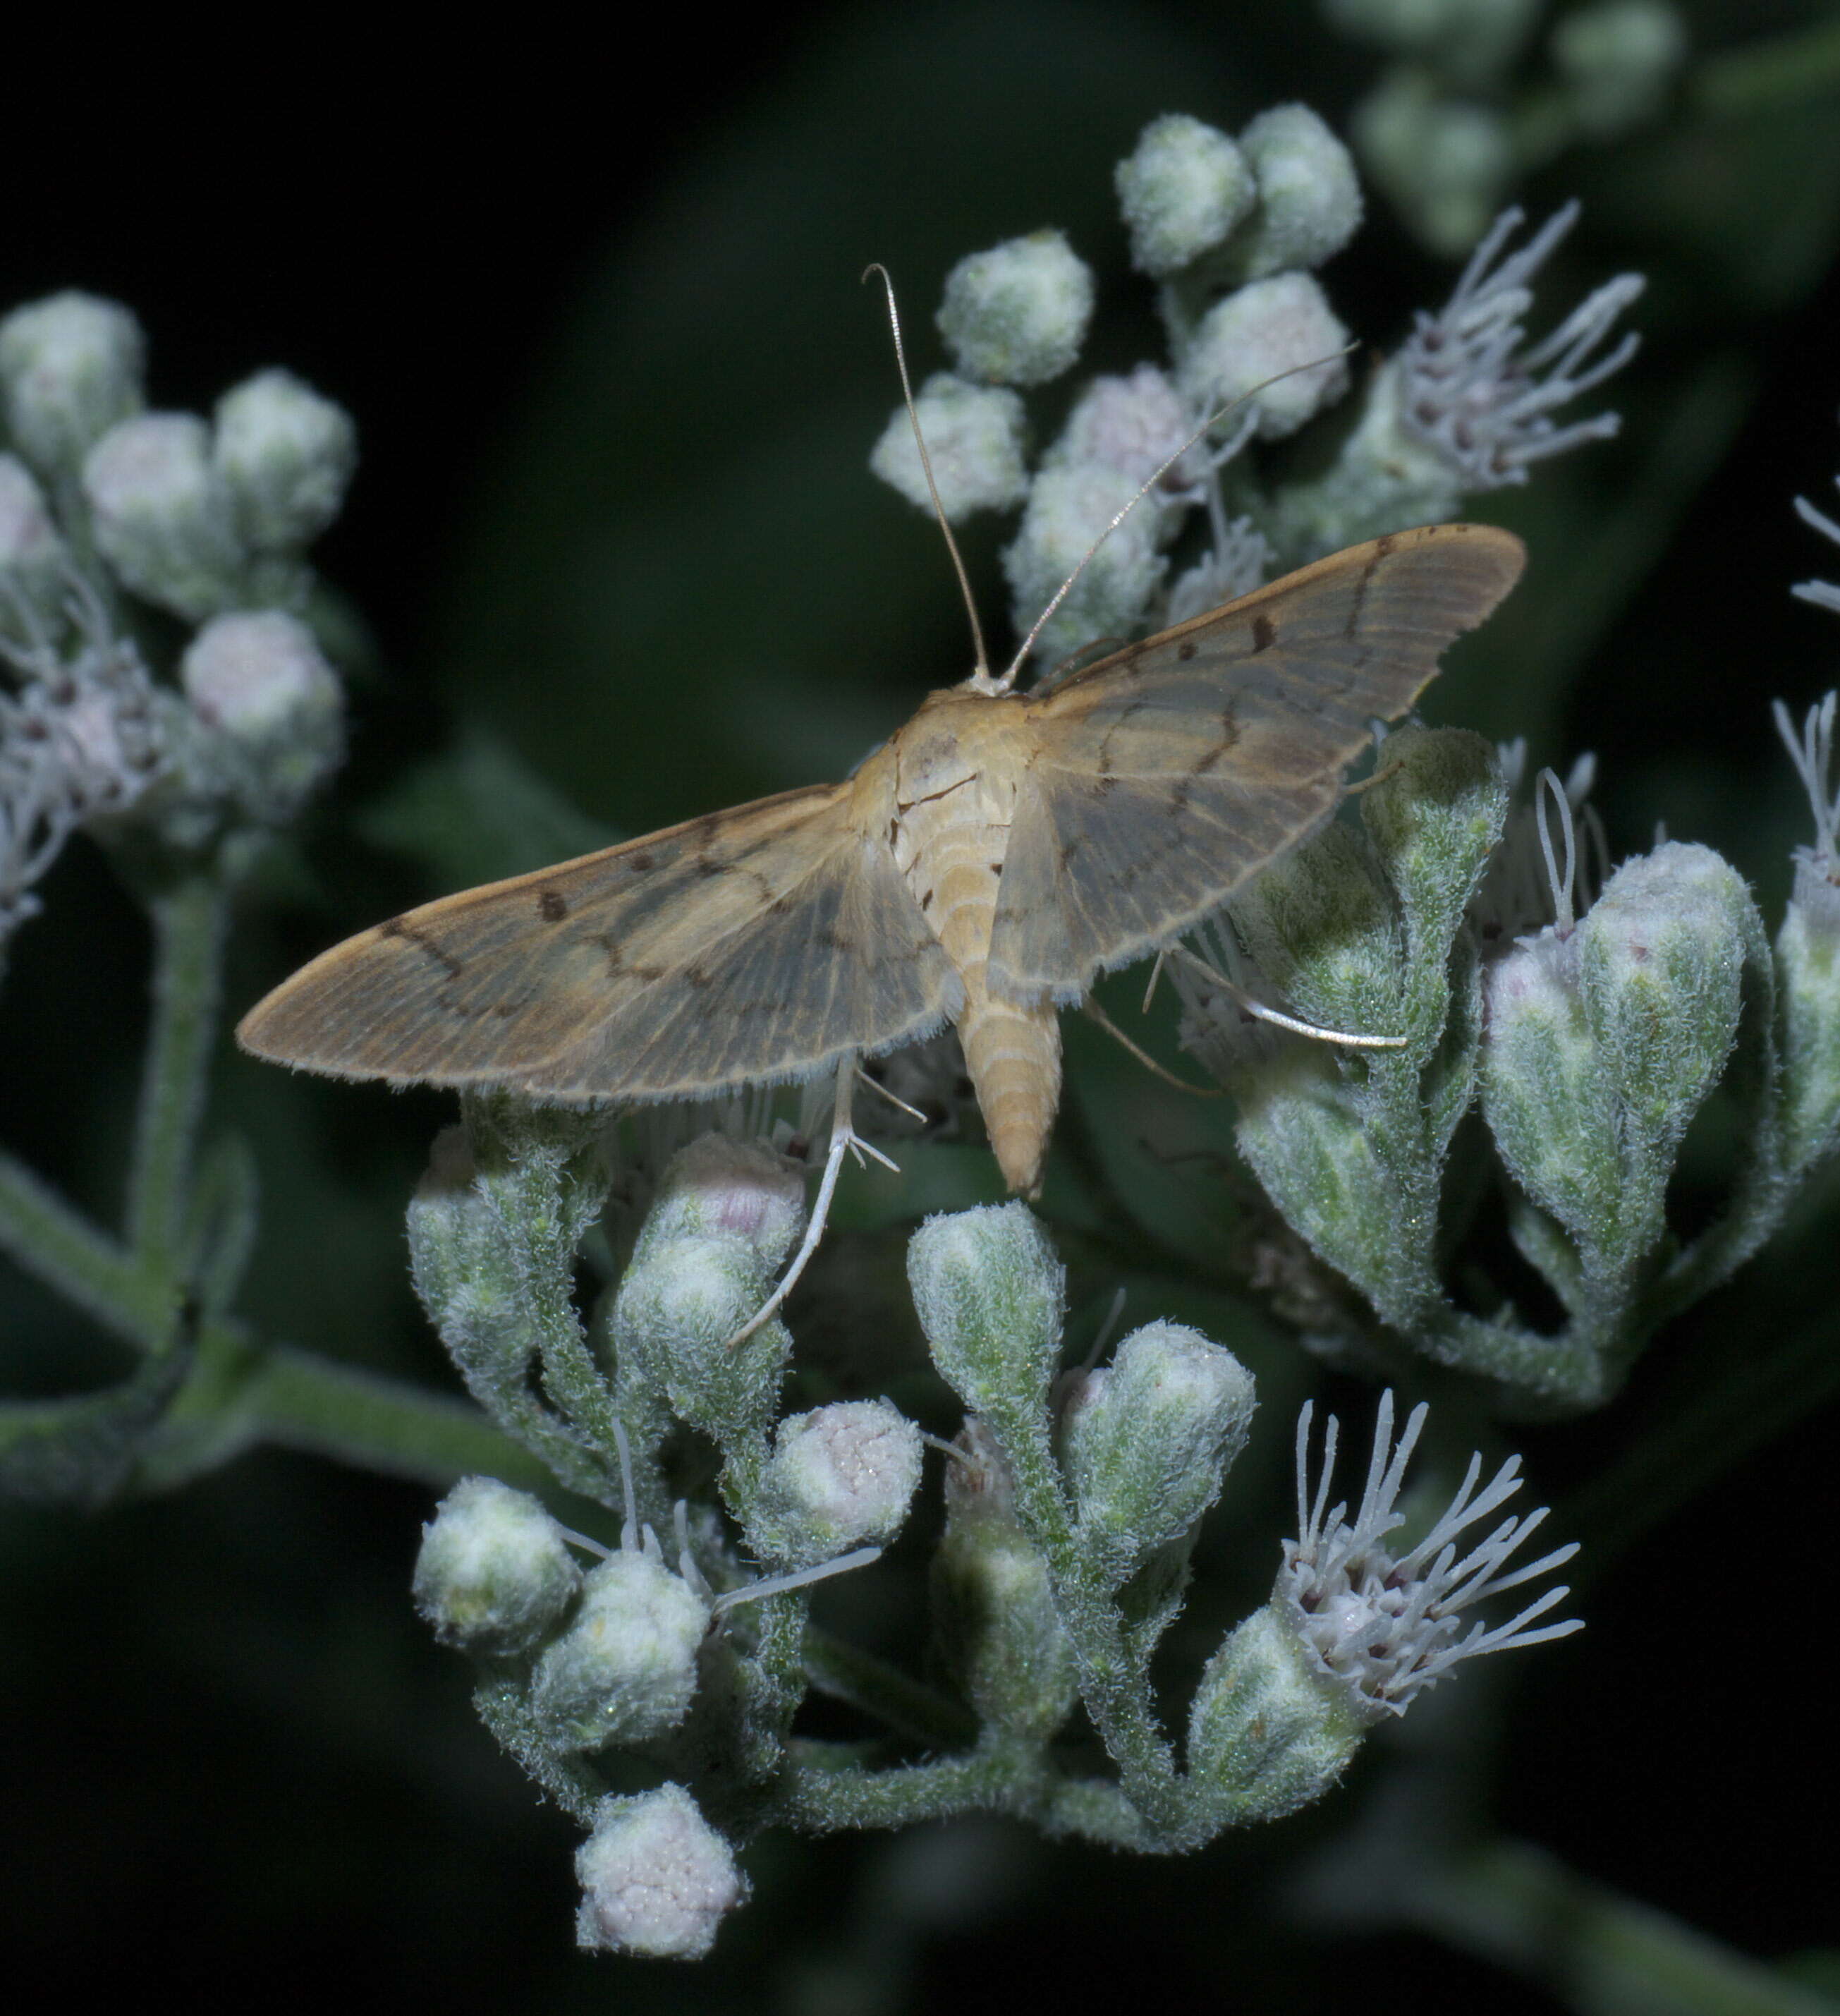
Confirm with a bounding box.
[1279,1390,1580,1721]
[1397,202,1643,485]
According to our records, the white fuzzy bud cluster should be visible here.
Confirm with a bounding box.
[610,1133,805,1443]
[532,1541,712,1751]
[213,368,358,552]
[412,1475,582,1655]
[937,231,1094,388]
[869,372,1028,523]
[0,291,146,475]
[82,413,246,622]
[0,454,71,635]
[1232,104,1365,280]
[1178,272,1351,442]
[575,1785,747,1959]
[1116,114,1254,278]
[755,1399,923,1568]
[1059,1321,1256,1585]
[179,609,344,821]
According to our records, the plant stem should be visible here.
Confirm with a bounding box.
[126,872,227,1285]
[1416,1836,1836,2016]
[0,1148,160,1345]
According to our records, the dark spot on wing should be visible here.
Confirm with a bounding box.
[1252,614,1276,654]
[1176,639,1197,662]
[627,850,656,873]
[537,889,568,922]
[1344,535,1396,640]
[380,915,463,980]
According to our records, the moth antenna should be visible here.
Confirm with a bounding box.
[1141,949,1169,1015]
[726,1056,896,1348]
[863,262,992,683]
[709,1546,883,1620]
[999,342,1360,693]
[1080,991,1228,1095]
[1169,942,1409,1050]
[1080,1285,1129,1372]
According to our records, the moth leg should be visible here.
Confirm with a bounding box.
[725,1055,899,1348]
[1079,992,1226,1097]
[1167,943,1409,1050]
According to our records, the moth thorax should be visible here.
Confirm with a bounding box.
[957,985,1061,1198]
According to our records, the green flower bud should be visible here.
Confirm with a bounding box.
[213,368,358,552]
[1059,1323,1255,1584]
[869,371,1028,522]
[1779,856,1840,1174]
[930,1419,1077,1740]
[1578,842,1757,1170]
[1229,820,1402,1033]
[80,412,246,621]
[0,291,145,475]
[1326,0,1542,85]
[754,1399,923,1569]
[575,1785,748,1959]
[1351,69,1513,257]
[1115,114,1254,278]
[938,230,1094,388]
[1233,104,1365,279]
[610,1135,803,1443]
[907,1203,1064,1433]
[531,1546,711,1751]
[411,1475,582,1656]
[1187,1604,1364,1823]
[0,452,70,637]
[1551,0,1686,140]
[180,610,345,820]
[1178,274,1350,443]
[1481,928,1603,1213]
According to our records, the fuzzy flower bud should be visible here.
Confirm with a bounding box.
[755,1399,923,1569]
[0,291,145,475]
[213,368,358,552]
[1002,458,1166,667]
[575,1785,748,1959]
[869,372,1028,522]
[907,1204,1064,1437]
[937,231,1094,388]
[930,1418,1077,1740]
[1576,842,1758,1170]
[81,413,245,621]
[0,453,70,634]
[1116,115,1254,277]
[1551,0,1686,139]
[609,1134,804,1443]
[180,610,344,820]
[1059,1323,1255,1584]
[1188,1603,1364,1823]
[1178,274,1350,442]
[532,1544,711,1751]
[1773,693,1840,1172]
[1052,364,1198,492]
[411,1475,582,1656]
[1232,104,1365,279]
[1352,70,1514,256]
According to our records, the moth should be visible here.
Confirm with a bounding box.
[238,521,1525,1198]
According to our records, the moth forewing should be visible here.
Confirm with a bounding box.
[237,522,1525,1201]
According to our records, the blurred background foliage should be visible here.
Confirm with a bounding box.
[5,3,1840,2009]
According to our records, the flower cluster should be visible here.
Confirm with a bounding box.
[869,107,1641,668]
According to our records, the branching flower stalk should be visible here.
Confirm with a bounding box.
[4,91,1838,1979]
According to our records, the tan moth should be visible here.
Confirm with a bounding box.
[238,521,1525,1201]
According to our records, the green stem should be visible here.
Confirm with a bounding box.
[126,873,228,1284]
[1416,1836,1836,2016]
[135,1330,564,1494]
[0,1148,161,1346]
[800,1628,977,1751]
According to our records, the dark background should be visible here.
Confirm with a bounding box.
[4,5,1839,2008]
